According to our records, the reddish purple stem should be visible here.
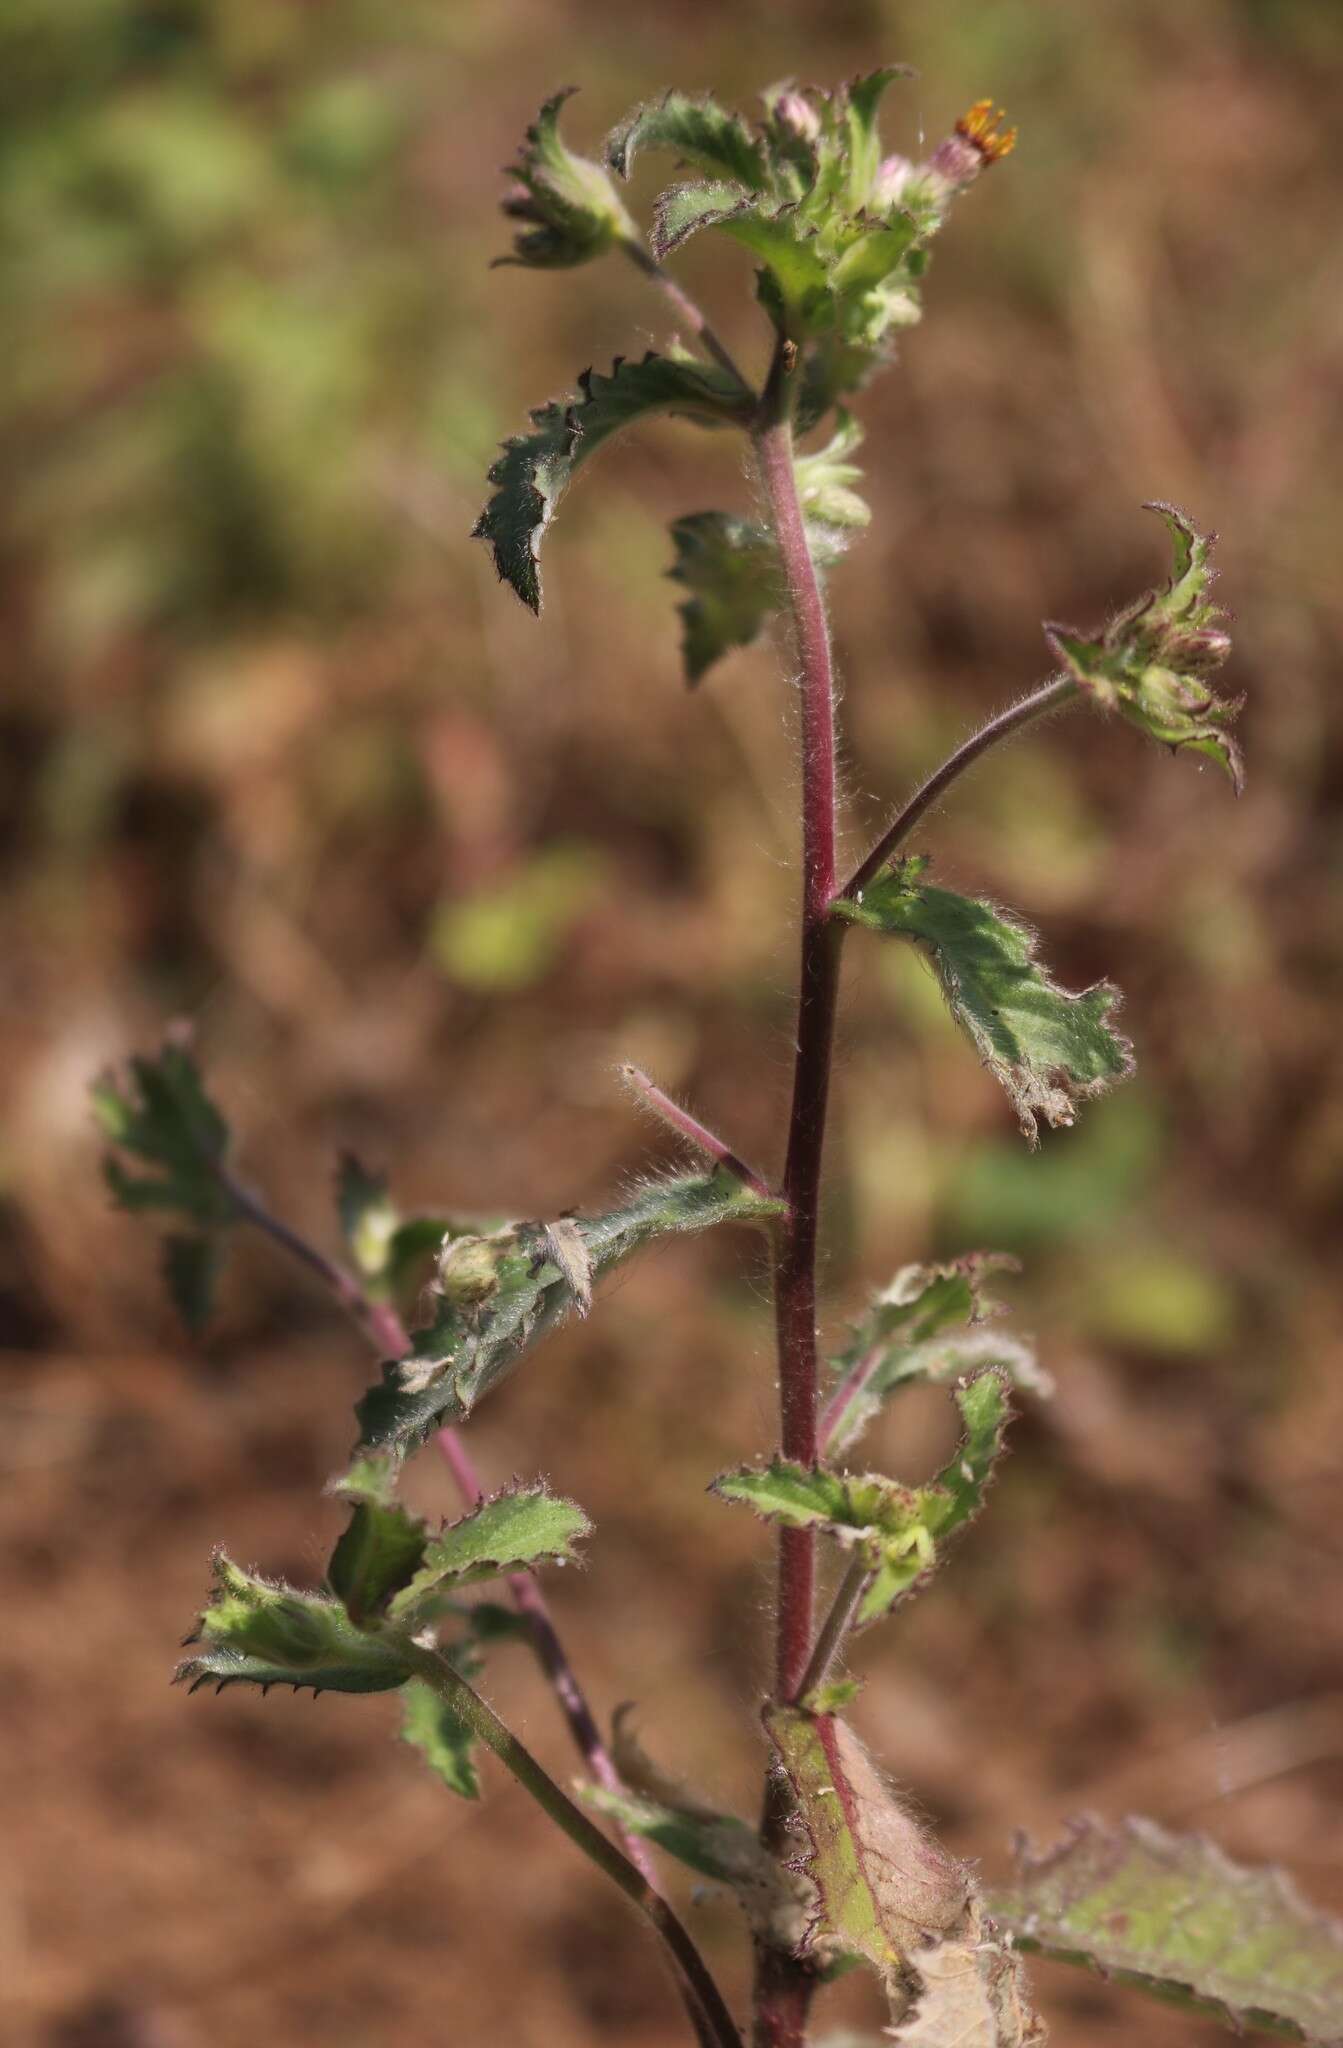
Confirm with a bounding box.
[753,388,841,1706]
[620,1063,774,1201]
[748,354,847,2048]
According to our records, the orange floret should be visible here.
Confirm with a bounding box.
[956,99,1018,164]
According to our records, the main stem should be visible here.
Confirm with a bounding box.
[754,359,841,1702]
[751,351,845,2047]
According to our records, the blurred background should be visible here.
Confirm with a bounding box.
[3,0,1342,2042]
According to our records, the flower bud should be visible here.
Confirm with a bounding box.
[872,153,914,209]
[772,90,821,143]
[437,1233,503,1310]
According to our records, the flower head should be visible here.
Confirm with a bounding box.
[927,100,1018,191]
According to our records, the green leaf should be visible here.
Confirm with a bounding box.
[496,89,633,270]
[856,1372,1010,1625]
[794,411,871,531]
[1045,503,1242,791]
[713,1459,938,1613]
[325,1455,429,1625]
[388,1483,590,1617]
[719,208,834,328]
[356,1167,782,1456]
[400,1672,481,1801]
[93,1038,240,1333]
[834,857,1134,1145]
[176,1554,412,1696]
[823,1253,1046,1459]
[161,1234,220,1336]
[991,1816,1343,2043]
[665,417,865,684]
[712,1458,913,1539]
[92,1038,237,1227]
[667,512,782,683]
[843,67,914,211]
[473,351,753,612]
[719,1375,1014,1626]
[767,1707,1043,2038]
[607,91,768,188]
[765,1707,970,1981]
[649,177,757,260]
[581,1781,814,1948]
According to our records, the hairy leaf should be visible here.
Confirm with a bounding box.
[823,1252,1046,1457]
[666,414,867,683]
[581,1783,814,1948]
[648,178,758,261]
[766,1708,970,1980]
[794,411,870,531]
[325,1455,429,1624]
[1046,504,1242,790]
[713,1458,940,1624]
[992,1815,1343,2043]
[834,856,1133,1144]
[607,90,768,188]
[857,1371,1011,1625]
[719,1375,1013,1624]
[93,1039,241,1332]
[474,351,752,612]
[400,1671,481,1801]
[886,1904,1046,2046]
[93,1038,237,1226]
[388,1483,590,1617]
[713,1458,919,1543]
[842,67,916,211]
[496,89,632,269]
[176,1554,411,1696]
[767,1708,1044,2037]
[668,512,782,683]
[356,1168,781,1456]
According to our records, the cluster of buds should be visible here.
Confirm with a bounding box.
[1046,503,1243,791]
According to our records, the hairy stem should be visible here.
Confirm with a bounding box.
[408,1645,743,2048]
[817,1336,885,1457]
[750,344,844,2047]
[221,1168,661,1887]
[220,1167,410,1359]
[620,1064,774,1201]
[753,356,841,1703]
[621,238,754,394]
[842,674,1078,900]
[796,1551,875,1704]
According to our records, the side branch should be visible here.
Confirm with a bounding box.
[408,1647,744,2048]
[621,239,754,395]
[220,1166,661,1887]
[840,674,1077,901]
[619,1064,774,1201]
